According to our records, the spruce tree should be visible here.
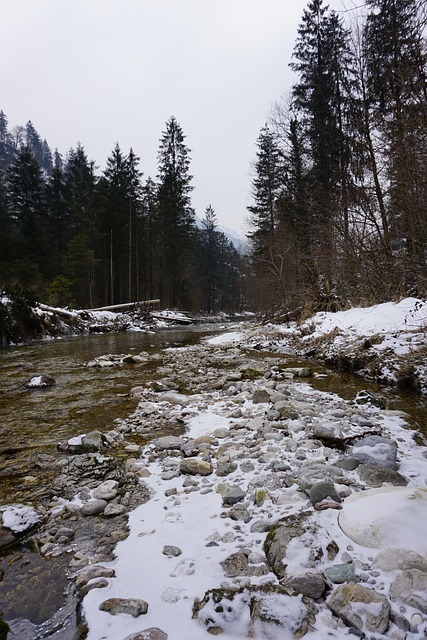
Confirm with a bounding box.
[156,116,195,308]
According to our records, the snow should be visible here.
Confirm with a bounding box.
[80,376,427,639]
[206,331,243,346]
[26,375,43,387]
[339,487,427,555]
[1,504,41,533]
[297,297,426,339]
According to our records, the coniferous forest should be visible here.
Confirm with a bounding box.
[1,0,426,317]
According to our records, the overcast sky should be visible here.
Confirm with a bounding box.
[1,0,347,236]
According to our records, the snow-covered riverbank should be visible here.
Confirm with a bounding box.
[77,323,427,640]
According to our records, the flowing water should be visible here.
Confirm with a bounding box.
[0,325,426,637]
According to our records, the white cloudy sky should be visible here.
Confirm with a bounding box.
[1,0,348,235]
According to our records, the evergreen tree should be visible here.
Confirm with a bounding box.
[0,110,16,170]
[64,144,98,306]
[45,150,69,275]
[247,125,284,257]
[156,116,195,308]
[364,0,427,292]
[290,0,356,301]
[6,146,47,284]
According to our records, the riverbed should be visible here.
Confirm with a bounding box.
[0,323,427,639]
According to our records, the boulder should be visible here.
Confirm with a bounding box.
[352,435,398,469]
[179,458,213,476]
[154,436,185,451]
[252,388,271,404]
[309,481,341,506]
[99,597,148,617]
[324,563,356,584]
[123,631,168,640]
[373,548,427,573]
[328,583,390,634]
[281,570,326,599]
[357,464,408,487]
[390,569,427,613]
[81,499,107,516]
[25,374,56,388]
[93,479,119,501]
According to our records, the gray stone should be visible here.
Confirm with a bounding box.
[264,512,311,579]
[99,597,149,617]
[309,481,342,506]
[313,422,343,440]
[297,464,344,492]
[223,487,246,505]
[179,458,213,476]
[220,552,248,577]
[390,569,427,613]
[328,583,390,634]
[162,545,182,557]
[80,499,107,516]
[335,456,360,471]
[373,548,427,573]
[252,389,271,404]
[282,570,325,599]
[154,436,185,451]
[240,461,255,473]
[250,520,272,534]
[216,462,238,477]
[229,504,251,522]
[123,630,168,640]
[81,430,106,452]
[324,563,356,584]
[352,435,398,469]
[358,464,408,487]
[103,503,126,517]
[25,374,56,388]
[181,440,199,457]
[75,565,115,588]
[93,479,119,501]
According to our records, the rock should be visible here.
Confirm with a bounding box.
[281,570,326,599]
[153,436,184,451]
[1,504,41,533]
[179,458,213,476]
[297,464,344,492]
[93,479,119,501]
[313,422,343,440]
[81,430,106,452]
[99,597,149,617]
[390,569,427,613]
[252,388,271,404]
[339,487,427,553]
[162,545,182,557]
[280,367,311,377]
[222,487,246,505]
[335,456,360,471]
[352,435,398,469]
[25,374,56,388]
[81,499,107,516]
[75,565,115,588]
[103,503,126,517]
[220,552,249,577]
[216,462,237,477]
[372,548,427,573]
[274,401,299,419]
[122,630,168,640]
[0,526,18,550]
[309,481,342,506]
[328,583,390,634]
[254,488,270,507]
[357,464,408,487]
[264,512,311,579]
[194,585,315,639]
[324,563,356,584]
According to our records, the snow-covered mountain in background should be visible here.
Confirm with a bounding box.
[194,214,247,253]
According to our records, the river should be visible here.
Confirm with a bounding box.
[1,325,427,506]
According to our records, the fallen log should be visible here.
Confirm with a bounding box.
[85,300,160,312]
